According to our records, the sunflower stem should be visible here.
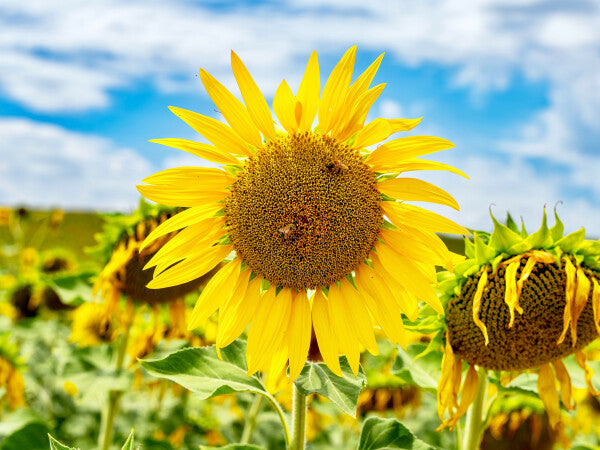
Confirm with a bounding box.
[240,394,264,444]
[461,366,488,450]
[290,383,308,450]
[98,300,133,450]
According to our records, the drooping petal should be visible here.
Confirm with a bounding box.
[575,350,600,396]
[353,117,422,149]
[377,177,460,210]
[149,139,240,165]
[366,136,455,168]
[447,364,479,429]
[592,278,600,336]
[552,359,575,410]
[147,244,232,289]
[199,68,263,148]
[273,80,299,134]
[503,260,521,328]
[570,268,591,345]
[169,106,253,157]
[188,258,241,330]
[472,271,489,345]
[558,257,577,345]
[537,363,560,428]
[296,51,320,132]
[311,289,342,376]
[231,51,277,140]
[287,290,312,380]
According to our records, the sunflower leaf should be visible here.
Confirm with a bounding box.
[358,417,439,450]
[120,430,134,450]
[391,345,439,393]
[294,358,366,417]
[47,435,78,450]
[141,341,267,399]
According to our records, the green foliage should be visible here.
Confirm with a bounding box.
[357,417,438,450]
[294,358,366,417]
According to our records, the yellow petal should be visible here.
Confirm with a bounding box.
[230,51,276,141]
[472,271,489,345]
[145,218,226,273]
[571,268,591,346]
[273,79,299,134]
[575,350,600,396]
[437,335,457,420]
[377,177,460,210]
[136,185,228,208]
[217,274,261,348]
[382,202,469,236]
[354,263,407,346]
[592,278,600,336]
[367,136,455,168]
[336,83,386,142]
[448,364,479,428]
[503,260,521,328]
[558,257,577,345]
[368,258,419,321]
[346,53,384,106]
[149,138,240,165]
[375,157,468,178]
[265,339,290,393]
[296,51,320,132]
[552,359,575,410]
[199,68,263,148]
[379,227,448,267]
[354,117,422,149]
[537,363,560,428]
[327,283,360,375]
[169,106,253,157]
[340,279,379,356]
[246,287,292,375]
[147,244,232,289]
[141,205,221,251]
[287,290,312,380]
[311,289,343,376]
[142,167,234,188]
[319,46,356,134]
[188,258,241,330]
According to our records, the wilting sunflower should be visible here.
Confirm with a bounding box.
[138,47,468,381]
[435,210,600,429]
[0,333,25,410]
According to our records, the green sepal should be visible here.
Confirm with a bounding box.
[525,208,551,249]
[474,234,495,266]
[519,217,528,238]
[550,208,565,242]
[489,211,526,253]
[222,164,242,176]
[505,213,519,233]
[584,256,600,271]
[554,228,586,254]
[579,240,600,257]
[490,253,506,273]
[463,237,475,259]
[453,260,478,278]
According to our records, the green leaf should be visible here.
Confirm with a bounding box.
[489,211,527,253]
[0,423,49,450]
[46,272,93,306]
[525,208,551,249]
[554,228,586,253]
[120,430,134,450]
[358,417,439,449]
[294,358,366,417]
[48,435,78,450]
[550,208,565,242]
[391,345,440,393]
[141,341,266,399]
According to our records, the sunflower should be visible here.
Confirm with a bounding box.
[138,47,468,382]
[70,302,116,347]
[0,333,25,410]
[435,210,600,429]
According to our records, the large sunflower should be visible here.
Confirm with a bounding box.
[138,47,468,382]
[436,210,600,429]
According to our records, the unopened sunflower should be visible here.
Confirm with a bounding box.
[138,46,468,382]
[436,210,600,429]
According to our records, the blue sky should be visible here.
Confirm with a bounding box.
[1,0,599,235]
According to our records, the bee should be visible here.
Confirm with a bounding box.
[278,223,296,240]
[326,159,348,174]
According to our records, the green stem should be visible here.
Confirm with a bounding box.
[461,367,488,450]
[289,384,307,450]
[258,390,291,447]
[98,305,133,450]
[240,395,264,444]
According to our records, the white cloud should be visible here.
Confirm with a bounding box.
[0,118,152,211]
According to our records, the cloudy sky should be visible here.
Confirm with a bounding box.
[1,0,599,235]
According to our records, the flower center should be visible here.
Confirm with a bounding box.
[225,132,383,289]
[446,258,600,371]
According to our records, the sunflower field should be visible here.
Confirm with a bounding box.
[2,47,600,450]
